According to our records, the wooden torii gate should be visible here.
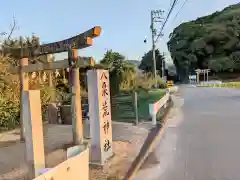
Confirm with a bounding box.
[3,26,101,178]
[4,26,101,143]
[195,68,210,84]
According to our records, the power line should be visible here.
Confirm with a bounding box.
[172,0,189,22]
[155,0,178,42]
[149,1,178,82]
[155,0,179,43]
[167,0,175,15]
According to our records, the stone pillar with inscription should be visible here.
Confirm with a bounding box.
[87,69,113,165]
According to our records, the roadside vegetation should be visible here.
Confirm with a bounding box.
[0,38,167,131]
[168,3,240,81]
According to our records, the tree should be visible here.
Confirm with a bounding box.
[0,19,59,130]
[167,3,240,80]
[100,50,136,94]
[139,49,165,75]
[0,16,19,42]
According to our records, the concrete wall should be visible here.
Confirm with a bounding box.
[149,91,170,125]
[168,86,179,93]
[200,80,222,85]
[33,148,89,180]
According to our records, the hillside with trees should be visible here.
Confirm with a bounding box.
[168,3,240,81]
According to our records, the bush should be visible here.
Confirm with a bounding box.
[135,73,166,91]
[0,93,20,131]
[0,54,20,131]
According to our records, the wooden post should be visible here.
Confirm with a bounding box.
[197,72,199,84]
[133,92,139,125]
[207,69,209,82]
[20,57,29,141]
[62,69,67,84]
[23,90,45,179]
[203,70,206,82]
[69,49,83,145]
[46,54,55,102]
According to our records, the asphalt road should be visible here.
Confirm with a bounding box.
[134,86,240,180]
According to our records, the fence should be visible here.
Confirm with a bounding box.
[80,92,146,124]
[111,90,169,124]
[57,94,138,123]
[111,92,139,124]
[57,90,168,125]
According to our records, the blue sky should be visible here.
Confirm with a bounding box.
[0,0,239,63]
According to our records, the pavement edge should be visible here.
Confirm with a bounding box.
[124,97,174,180]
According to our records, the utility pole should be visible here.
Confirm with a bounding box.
[151,11,157,87]
[150,10,164,87]
[162,52,165,81]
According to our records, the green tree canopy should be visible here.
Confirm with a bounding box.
[139,49,165,75]
[100,50,136,94]
[168,3,240,80]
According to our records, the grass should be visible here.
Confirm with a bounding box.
[138,89,166,120]
[111,89,166,122]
